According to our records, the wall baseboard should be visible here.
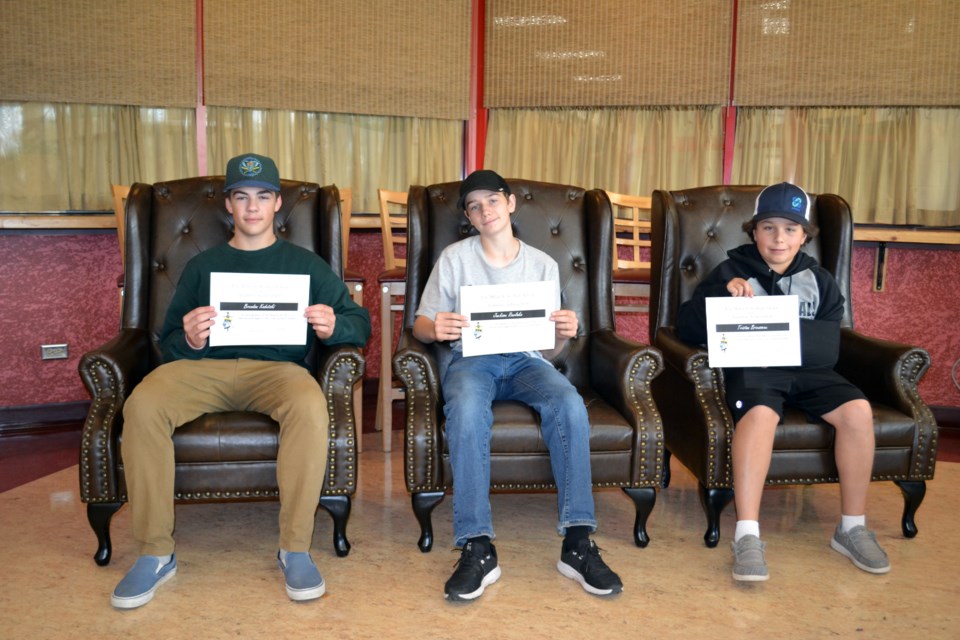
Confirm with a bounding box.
[0,401,89,436]
[934,405,960,430]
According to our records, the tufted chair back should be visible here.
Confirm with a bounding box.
[393,178,665,553]
[648,184,937,548]
[649,184,853,343]
[78,177,363,566]
[122,177,343,370]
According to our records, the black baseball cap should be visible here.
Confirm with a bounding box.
[457,169,512,210]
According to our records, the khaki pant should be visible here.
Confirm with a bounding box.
[121,358,329,556]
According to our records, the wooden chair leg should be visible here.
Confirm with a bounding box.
[412,491,446,553]
[318,495,352,557]
[87,502,123,566]
[622,486,657,548]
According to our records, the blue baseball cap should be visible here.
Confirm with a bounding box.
[753,182,811,226]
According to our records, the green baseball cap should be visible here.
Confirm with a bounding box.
[223,153,281,192]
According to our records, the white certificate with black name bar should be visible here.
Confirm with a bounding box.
[705,295,801,368]
[459,280,557,357]
[208,272,310,346]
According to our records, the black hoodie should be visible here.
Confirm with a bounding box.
[676,243,845,369]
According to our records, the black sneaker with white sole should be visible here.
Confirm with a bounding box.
[444,541,501,602]
[557,539,623,596]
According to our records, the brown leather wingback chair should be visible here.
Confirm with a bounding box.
[394,179,665,552]
[78,178,365,565]
[649,185,938,547]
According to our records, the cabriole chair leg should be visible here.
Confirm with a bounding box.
[87,502,123,566]
[319,495,352,557]
[622,486,657,547]
[412,491,445,552]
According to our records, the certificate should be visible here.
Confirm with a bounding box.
[208,272,310,347]
[459,281,557,357]
[705,295,801,368]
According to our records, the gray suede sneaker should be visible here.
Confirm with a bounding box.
[831,525,890,574]
[731,535,769,582]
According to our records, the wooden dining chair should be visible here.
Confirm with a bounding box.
[376,188,408,452]
[338,186,365,449]
[606,191,652,314]
[111,184,131,309]
[111,184,130,269]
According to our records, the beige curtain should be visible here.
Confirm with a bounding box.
[206,107,464,213]
[733,108,960,226]
[484,107,724,195]
[0,103,197,212]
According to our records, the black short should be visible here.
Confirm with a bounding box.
[724,367,866,423]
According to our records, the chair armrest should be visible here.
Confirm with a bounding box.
[653,327,735,487]
[837,329,938,477]
[393,328,445,492]
[589,329,662,420]
[315,345,365,480]
[76,328,150,503]
[590,329,664,486]
[837,329,931,412]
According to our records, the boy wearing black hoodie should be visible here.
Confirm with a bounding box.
[676,183,890,582]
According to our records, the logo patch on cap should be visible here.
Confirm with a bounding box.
[791,196,803,211]
[239,157,263,177]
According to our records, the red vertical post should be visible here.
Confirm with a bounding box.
[722,0,739,185]
[195,0,207,176]
[466,0,487,175]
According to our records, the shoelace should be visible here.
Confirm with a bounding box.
[577,542,610,573]
[452,544,487,571]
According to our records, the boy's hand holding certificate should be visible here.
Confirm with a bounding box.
[705,295,801,368]
[459,281,556,357]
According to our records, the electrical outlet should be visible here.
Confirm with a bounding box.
[40,344,69,360]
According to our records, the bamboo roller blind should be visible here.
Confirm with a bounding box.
[4,1,957,112]
[0,0,196,108]
[202,0,471,120]
[484,0,733,108]
[735,0,960,106]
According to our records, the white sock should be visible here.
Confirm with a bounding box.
[840,514,865,533]
[152,554,172,567]
[279,549,289,565]
[734,520,760,542]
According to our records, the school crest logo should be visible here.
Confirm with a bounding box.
[239,157,263,177]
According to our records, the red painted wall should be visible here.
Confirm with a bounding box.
[1,232,958,409]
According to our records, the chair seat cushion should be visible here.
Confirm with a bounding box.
[774,405,917,451]
[612,267,651,284]
[440,386,636,454]
[378,266,405,283]
[119,412,280,464]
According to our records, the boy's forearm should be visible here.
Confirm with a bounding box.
[413,315,437,344]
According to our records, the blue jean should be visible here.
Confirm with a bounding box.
[442,351,597,547]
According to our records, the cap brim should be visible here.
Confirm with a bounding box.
[223,180,281,193]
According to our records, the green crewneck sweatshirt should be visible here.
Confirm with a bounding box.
[159,239,370,364]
